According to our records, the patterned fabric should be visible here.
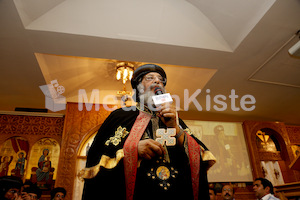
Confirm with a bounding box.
[123,112,152,200]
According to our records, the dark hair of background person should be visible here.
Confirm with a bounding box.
[255,178,274,194]
[51,187,67,199]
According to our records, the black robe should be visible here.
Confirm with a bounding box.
[82,107,214,200]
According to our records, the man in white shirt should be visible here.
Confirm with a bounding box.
[253,178,280,200]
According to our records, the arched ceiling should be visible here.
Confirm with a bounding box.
[14,0,275,51]
[1,0,300,125]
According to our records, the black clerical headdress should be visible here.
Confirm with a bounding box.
[51,187,66,199]
[0,176,23,197]
[23,185,42,199]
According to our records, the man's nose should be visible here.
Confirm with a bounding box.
[153,77,161,83]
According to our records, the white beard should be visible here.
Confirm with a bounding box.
[137,83,166,111]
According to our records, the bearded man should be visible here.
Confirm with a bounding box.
[80,64,215,200]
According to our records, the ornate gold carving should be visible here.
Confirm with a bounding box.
[105,126,129,146]
[37,138,57,146]
[0,114,64,136]
[286,125,300,144]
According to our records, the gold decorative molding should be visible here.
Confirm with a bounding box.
[0,110,64,118]
[258,151,282,161]
[0,114,64,136]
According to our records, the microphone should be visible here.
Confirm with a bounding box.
[152,87,173,121]
[154,87,163,95]
[152,87,172,106]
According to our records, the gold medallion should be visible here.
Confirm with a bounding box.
[147,157,178,190]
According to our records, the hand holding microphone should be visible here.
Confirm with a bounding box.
[153,87,177,127]
[152,87,185,145]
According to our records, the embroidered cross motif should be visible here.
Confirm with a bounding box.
[156,128,176,146]
[105,126,129,146]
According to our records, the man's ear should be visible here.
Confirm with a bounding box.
[265,186,271,193]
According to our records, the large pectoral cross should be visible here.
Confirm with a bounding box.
[155,128,176,163]
[156,128,176,146]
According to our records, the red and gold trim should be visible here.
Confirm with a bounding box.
[187,133,201,200]
[123,111,152,200]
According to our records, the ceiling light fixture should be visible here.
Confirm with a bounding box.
[115,62,134,101]
[116,62,134,84]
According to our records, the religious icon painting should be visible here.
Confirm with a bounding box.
[147,157,178,190]
[0,136,29,178]
[28,138,60,181]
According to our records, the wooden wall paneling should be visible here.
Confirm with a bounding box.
[285,126,300,144]
[285,125,300,181]
[243,121,299,183]
[54,102,112,200]
[243,121,263,179]
[0,114,64,147]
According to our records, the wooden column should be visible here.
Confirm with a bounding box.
[54,102,112,200]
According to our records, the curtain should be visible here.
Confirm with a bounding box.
[10,137,29,158]
[261,161,284,186]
